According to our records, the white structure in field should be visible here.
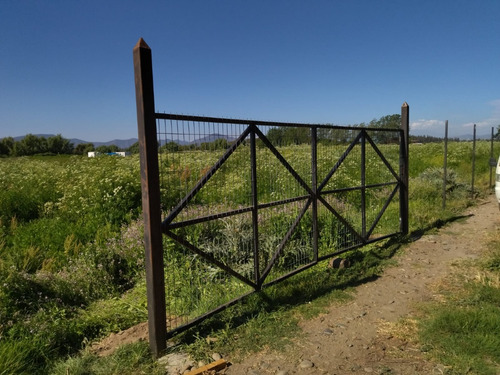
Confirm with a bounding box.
[87,151,130,157]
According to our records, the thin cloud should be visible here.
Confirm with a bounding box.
[462,99,500,131]
[410,119,444,131]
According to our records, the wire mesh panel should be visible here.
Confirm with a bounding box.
[153,115,404,336]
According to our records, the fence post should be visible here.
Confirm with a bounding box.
[311,127,318,261]
[250,127,261,288]
[472,124,476,198]
[360,129,366,239]
[133,38,166,357]
[490,127,494,188]
[442,120,448,209]
[400,102,409,235]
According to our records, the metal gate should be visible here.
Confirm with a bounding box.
[133,38,409,355]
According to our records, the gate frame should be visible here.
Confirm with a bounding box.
[133,38,409,356]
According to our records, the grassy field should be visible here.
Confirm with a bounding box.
[0,140,498,374]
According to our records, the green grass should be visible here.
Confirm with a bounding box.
[415,232,500,375]
[1,141,499,374]
[49,342,163,375]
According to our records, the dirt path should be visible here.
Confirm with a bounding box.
[225,194,500,375]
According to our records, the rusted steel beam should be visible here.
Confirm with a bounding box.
[311,127,318,262]
[133,38,166,357]
[400,102,409,235]
[250,127,261,287]
[155,113,403,133]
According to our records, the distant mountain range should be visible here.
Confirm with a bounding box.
[456,133,493,141]
[8,133,237,149]
[7,132,492,148]
[9,134,139,149]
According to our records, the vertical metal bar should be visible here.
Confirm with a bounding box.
[490,127,494,188]
[250,126,260,289]
[360,130,366,239]
[133,38,166,357]
[472,124,476,198]
[311,127,318,261]
[442,120,448,209]
[400,102,409,235]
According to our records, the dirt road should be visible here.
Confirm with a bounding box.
[225,194,500,375]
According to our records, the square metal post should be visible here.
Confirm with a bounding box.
[400,102,409,235]
[133,38,166,357]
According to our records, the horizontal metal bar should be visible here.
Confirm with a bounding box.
[320,181,398,196]
[155,112,403,133]
[165,206,253,230]
[164,196,310,230]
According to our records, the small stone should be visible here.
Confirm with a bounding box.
[433,364,446,374]
[276,371,288,375]
[259,361,271,369]
[248,370,260,375]
[197,361,206,367]
[206,336,218,344]
[212,353,222,361]
[364,367,373,373]
[299,359,314,369]
[323,328,334,335]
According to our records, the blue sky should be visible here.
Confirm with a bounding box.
[1,1,499,141]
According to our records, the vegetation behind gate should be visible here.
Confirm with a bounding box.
[0,139,498,373]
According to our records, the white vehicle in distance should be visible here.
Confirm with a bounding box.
[496,156,500,210]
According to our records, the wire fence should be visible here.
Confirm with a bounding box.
[154,115,406,337]
[133,39,409,354]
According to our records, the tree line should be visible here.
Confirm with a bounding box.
[0,134,138,157]
[266,114,404,146]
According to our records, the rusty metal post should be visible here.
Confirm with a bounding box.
[443,120,448,209]
[311,127,318,261]
[133,38,166,357]
[360,129,366,239]
[250,126,261,288]
[400,102,409,235]
[472,124,476,198]
[490,127,494,188]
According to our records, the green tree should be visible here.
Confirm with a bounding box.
[127,141,140,154]
[266,128,284,146]
[0,137,14,156]
[213,138,228,150]
[282,127,309,145]
[47,134,74,154]
[162,141,180,152]
[495,125,500,140]
[96,144,121,153]
[366,114,401,143]
[13,134,47,156]
[74,143,95,155]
